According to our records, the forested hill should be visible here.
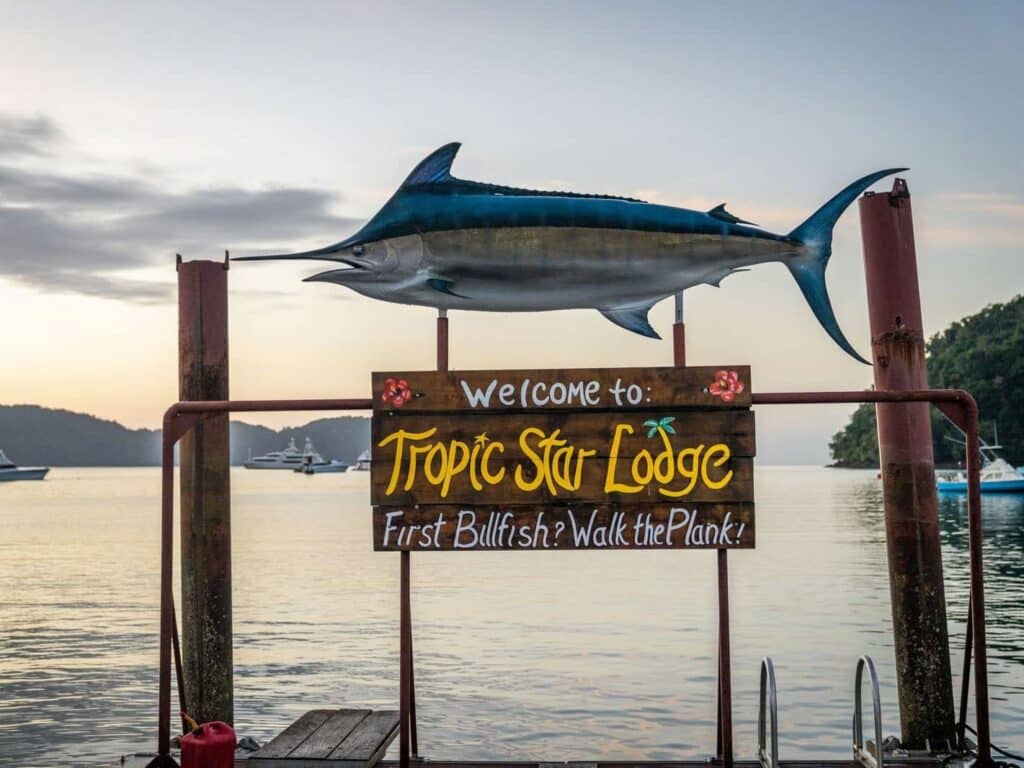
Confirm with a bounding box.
[0,405,369,466]
[830,295,1024,467]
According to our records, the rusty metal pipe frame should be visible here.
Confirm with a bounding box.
[751,388,989,764]
[153,388,990,765]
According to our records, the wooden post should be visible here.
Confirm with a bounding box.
[178,257,233,726]
[860,180,954,749]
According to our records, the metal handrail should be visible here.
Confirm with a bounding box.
[757,656,779,768]
[853,655,884,768]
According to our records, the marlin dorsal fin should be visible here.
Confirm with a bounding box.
[402,142,462,187]
[708,203,756,226]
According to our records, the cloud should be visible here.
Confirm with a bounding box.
[937,192,1024,220]
[0,113,63,157]
[0,113,360,302]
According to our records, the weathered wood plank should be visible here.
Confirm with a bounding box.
[372,366,752,413]
[374,503,754,551]
[250,709,334,759]
[372,410,757,459]
[372,456,754,506]
[288,709,370,759]
[371,762,867,768]
[328,710,400,762]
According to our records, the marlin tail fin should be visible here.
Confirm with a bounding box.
[786,168,907,364]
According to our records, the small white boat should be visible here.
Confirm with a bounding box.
[351,449,371,471]
[295,439,348,475]
[297,457,348,475]
[0,450,49,482]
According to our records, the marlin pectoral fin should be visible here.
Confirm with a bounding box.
[426,277,469,298]
[599,303,661,339]
[708,203,756,226]
[706,267,750,287]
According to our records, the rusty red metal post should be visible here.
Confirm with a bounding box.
[399,310,452,767]
[963,399,992,763]
[437,309,449,371]
[399,552,412,768]
[673,293,732,767]
[715,552,733,767]
[673,292,686,368]
[153,422,180,766]
[859,181,955,749]
[178,258,234,726]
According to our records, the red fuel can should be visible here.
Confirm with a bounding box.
[181,721,236,768]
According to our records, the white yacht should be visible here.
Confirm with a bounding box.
[0,450,49,482]
[244,437,307,470]
[352,449,372,471]
[245,437,348,473]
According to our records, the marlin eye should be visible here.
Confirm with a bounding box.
[352,245,365,256]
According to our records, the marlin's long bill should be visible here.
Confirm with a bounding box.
[232,142,905,363]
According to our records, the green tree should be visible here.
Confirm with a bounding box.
[830,295,1024,467]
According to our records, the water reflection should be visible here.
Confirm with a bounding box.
[0,468,1021,767]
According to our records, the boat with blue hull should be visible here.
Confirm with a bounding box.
[937,448,1024,494]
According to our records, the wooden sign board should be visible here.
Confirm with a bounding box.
[371,366,755,551]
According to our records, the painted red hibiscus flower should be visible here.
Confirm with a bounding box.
[708,370,744,403]
[381,377,413,408]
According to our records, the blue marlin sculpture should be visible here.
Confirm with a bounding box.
[236,143,905,363]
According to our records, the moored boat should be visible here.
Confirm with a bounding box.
[937,447,1024,494]
[244,437,306,469]
[351,448,371,471]
[295,438,348,475]
[0,450,49,482]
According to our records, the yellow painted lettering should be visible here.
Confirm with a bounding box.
[377,427,438,496]
[605,423,642,493]
[658,445,702,498]
[701,443,733,489]
[515,427,546,491]
[481,441,506,485]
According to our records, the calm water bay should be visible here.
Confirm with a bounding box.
[0,467,1021,767]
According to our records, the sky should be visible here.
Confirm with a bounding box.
[1,0,1022,463]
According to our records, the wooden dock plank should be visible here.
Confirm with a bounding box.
[250,709,334,759]
[289,709,371,759]
[236,759,899,768]
[327,710,400,763]
[373,763,866,768]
